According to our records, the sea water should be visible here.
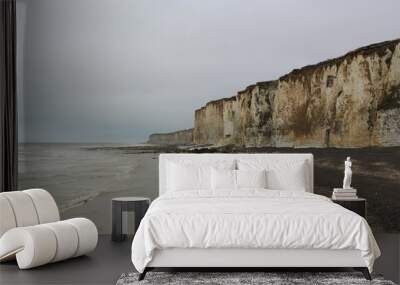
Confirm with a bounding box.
[18,143,159,212]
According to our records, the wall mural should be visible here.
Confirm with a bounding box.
[148,39,400,233]
[18,39,400,234]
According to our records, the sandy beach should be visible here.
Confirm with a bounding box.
[60,153,158,233]
[19,144,400,234]
[18,144,160,234]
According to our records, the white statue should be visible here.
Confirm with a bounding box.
[343,157,352,189]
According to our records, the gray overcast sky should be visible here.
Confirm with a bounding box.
[17,0,400,143]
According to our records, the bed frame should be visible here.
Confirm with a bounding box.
[139,154,371,280]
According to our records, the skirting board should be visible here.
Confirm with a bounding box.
[148,248,366,268]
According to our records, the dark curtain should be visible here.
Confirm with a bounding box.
[0,0,17,192]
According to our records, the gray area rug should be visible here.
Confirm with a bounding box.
[116,272,396,285]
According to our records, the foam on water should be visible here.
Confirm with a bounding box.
[18,143,159,211]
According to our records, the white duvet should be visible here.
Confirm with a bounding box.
[131,190,380,273]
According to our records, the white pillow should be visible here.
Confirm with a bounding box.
[167,162,211,191]
[236,169,267,189]
[238,159,307,191]
[211,168,236,190]
[166,159,236,192]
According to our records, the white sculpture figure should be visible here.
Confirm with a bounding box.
[343,157,352,189]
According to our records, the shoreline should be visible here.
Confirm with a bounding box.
[61,187,142,234]
[85,143,400,153]
[59,144,400,234]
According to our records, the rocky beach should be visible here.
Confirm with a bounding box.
[63,144,400,233]
[140,39,400,233]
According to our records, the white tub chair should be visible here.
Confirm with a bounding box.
[0,189,98,269]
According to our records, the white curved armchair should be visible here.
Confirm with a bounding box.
[0,189,98,269]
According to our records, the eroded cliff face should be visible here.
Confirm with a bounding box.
[148,129,193,145]
[194,39,400,147]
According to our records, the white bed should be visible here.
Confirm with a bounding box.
[131,154,380,280]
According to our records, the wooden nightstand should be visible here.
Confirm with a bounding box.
[332,198,366,218]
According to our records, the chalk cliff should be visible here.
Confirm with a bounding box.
[148,39,400,147]
[148,129,193,145]
[194,39,400,147]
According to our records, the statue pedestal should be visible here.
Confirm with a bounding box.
[332,187,358,200]
[333,188,357,192]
